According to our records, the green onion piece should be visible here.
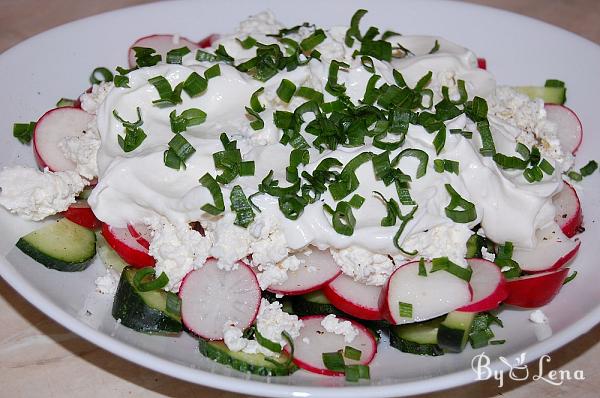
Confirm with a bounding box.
[168,133,196,163]
[182,72,208,97]
[493,153,528,170]
[296,86,324,103]
[345,9,368,46]
[163,148,182,169]
[563,270,578,285]
[300,29,326,52]
[114,108,146,152]
[348,194,365,209]
[362,74,381,105]
[524,166,544,183]
[133,267,169,292]
[430,256,473,281]
[373,191,399,227]
[465,96,488,122]
[433,127,446,155]
[444,184,477,223]
[580,160,598,177]
[545,79,565,88]
[329,152,373,200]
[470,329,495,349]
[398,302,413,318]
[325,60,349,97]
[515,143,530,160]
[132,47,161,67]
[254,328,282,352]
[441,80,468,105]
[449,128,473,139]
[204,64,221,79]
[466,233,485,258]
[322,351,345,372]
[345,365,370,382]
[567,170,582,182]
[434,159,444,173]
[55,98,76,108]
[360,56,375,73]
[276,79,297,103]
[418,257,427,276]
[343,346,362,361]
[250,87,265,112]
[169,108,207,133]
[239,161,255,176]
[113,75,130,88]
[539,159,555,175]
[90,67,113,84]
[490,340,506,345]
[245,106,264,130]
[529,146,541,166]
[428,40,440,54]
[230,185,255,228]
[359,40,392,62]
[413,71,432,92]
[148,75,182,106]
[392,204,418,250]
[391,148,429,179]
[199,173,224,215]
[381,30,401,40]
[476,121,496,156]
[237,36,257,49]
[328,201,357,236]
[12,122,36,144]
[166,46,191,64]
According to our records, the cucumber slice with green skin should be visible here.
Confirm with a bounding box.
[514,86,566,105]
[437,311,476,353]
[16,218,96,272]
[291,290,345,317]
[112,267,182,335]
[389,318,444,356]
[96,232,128,274]
[198,339,297,376]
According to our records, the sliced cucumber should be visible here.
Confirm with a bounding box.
[198,339,297,376]
[16,218,96,272]
[291,290,344,316]
[96,232,128,274]
[437,311,476,353]
[514,86,566,105]
[112,267,182,335]
[390,318,444,356]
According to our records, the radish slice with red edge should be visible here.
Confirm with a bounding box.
[63,201,101,229]
[286,315,377,376]
[179,259,261,340]
[101,223,155,268]
[127,223,152,250]
[33,107,93,172]
[198,34,219,48]
[545,104,583,154]
[380,260,471,325]
[477,58,487,69]
[323,274,382,320]
[266,249,341,296]
[504,267,569,308]
[511,223,580,273]
[458,258,508,312]
[128,34,200,68]
[553,182,582,238]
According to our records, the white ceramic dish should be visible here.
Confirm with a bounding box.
[1,1,599,397]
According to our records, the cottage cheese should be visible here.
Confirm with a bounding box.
[321,314,358,343]
[80,82,114,115]
[0,166,86,220]
[148,216,211,292]
[529,309,549,324]
[94,268,119,295]
[331,246,396,286]
[400,223,473,267]
[58,120,101,179]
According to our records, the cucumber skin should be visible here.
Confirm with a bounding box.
[198,339,297,376]
[389,330,444,356]
[16,236,94,272]
[112,270,182,335]
[291,297,345,317]
[437,325,468,353]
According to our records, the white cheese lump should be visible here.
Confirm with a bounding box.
[223,299,303,357]
[321,314,358,343]
[0,166,86,220]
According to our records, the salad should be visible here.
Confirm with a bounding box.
[1,9,596,381]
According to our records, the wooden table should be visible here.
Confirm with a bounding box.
[1,1,599,397]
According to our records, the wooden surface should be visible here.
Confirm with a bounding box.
[1,1,599,397]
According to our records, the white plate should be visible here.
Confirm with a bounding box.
[1,1,599,397]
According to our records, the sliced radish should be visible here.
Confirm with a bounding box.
[101,223,155,268]
[553,182,583,238]
[179,260,261,340]
[287,315,377,376]
[128,34,200,68]
[33,107,93,172]
[504,267,569,308]
[545,104,583,154]
[198,34,219,48]
[380,260,471,325]
[458,259,508,312]
[266,249,341,296]
[63,201,101,229]
[512,223,580,273]
[127,223,152,250]
[477,58,487,70]
[323,274,382,320]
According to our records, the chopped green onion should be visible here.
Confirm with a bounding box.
[430,256,473,281]
[276,79,297,103]
[545,79,565,88]
[113,75,130,88]
[391,148,429,179]
[296,86,324,103]
[327,201,357,236]
[580,160,598,177]
[433,127,446,155]
[163,148,182,169]
[476,121,496,156]
[490,340,506,345]
[12,122,36,144]
[567,170,582,181]
[237,36,257,49]
[392,204,418,250]
[529,146,541,166]
[464,96,488,123]
[434,159,459,174]
[166,46,191,64]
[322,351,345,372]
[182,72,208,97]
[524,166,544,182]
[428,40,440,54]
[329,152,373,200]
[515,143,530,160]
[360,56,375,73]
[230,185,255,228]
[250,87,265,112]
[113,108,147,152]
[300,29,326,52]
[398,302,413,318]
[168,133,195,164]
[444,184,477,223]
[345,9,368,47]
[493,153,528,170]
[254,328,282,353]
[345,365,370,382]
[89,67,113,84]
[348,194,365,209]
[325,60,349,97]
[359,39,392,62]
[199,173,225,215]
[204,64,221,79]
[148,75,182,106]
[441,80,468,105]
[169,108,207,133]
[418,257,427,276]
[55,98,76,108]
[246,106,264,130]
[449,128,473,139]
[539,159,555,175]
[343,346,362,361]
[132,47,161,67]
[563,271,578,285]
[373,191,399,227]
[133,267,169,292]
[195,44,234,63]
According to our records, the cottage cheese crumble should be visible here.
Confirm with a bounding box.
[321,314,358,343]
[529,309,549,324]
